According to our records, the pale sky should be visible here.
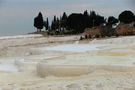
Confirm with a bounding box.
[0,0,134,36]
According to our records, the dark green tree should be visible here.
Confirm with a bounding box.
[56,17,60,30]
[34,12,44,32]
[44,17,49,30]
[51,16,61,31]
[67,13,85,33]
[67,11,105,33]
[107,16,119,26]
[51,21,54,30]
[89,11,105,27]
[51,16,57,30]
[46,18,49,30]
[53,15,57,23]
[62,12,68,21]
[61,12,68,30]
[83,10,90,28]
[83,10,89,16]
[103,16,119,36]
[118,10,134,23]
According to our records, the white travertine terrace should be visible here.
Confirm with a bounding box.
[0,35,135,89]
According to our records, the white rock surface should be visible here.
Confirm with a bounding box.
[0,35,135,90]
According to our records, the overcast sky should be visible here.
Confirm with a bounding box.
[0,0,134,36]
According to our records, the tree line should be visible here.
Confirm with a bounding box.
[34,10,135,35]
